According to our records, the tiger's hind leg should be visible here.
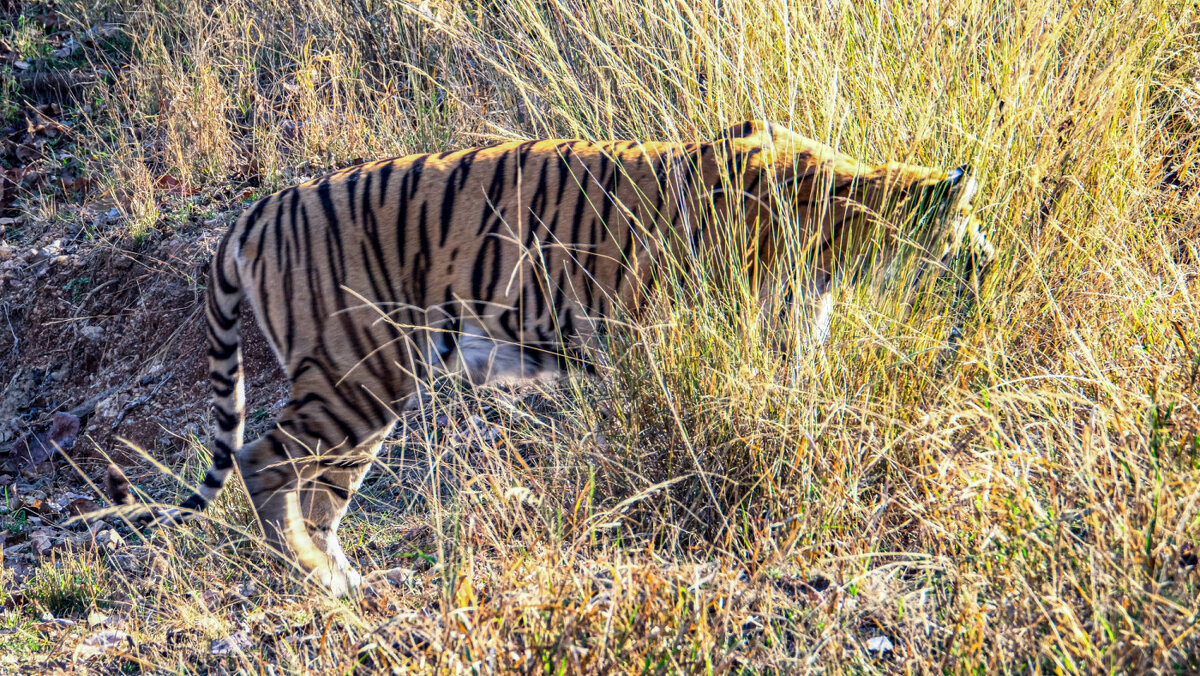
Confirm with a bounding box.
[293,438,386,587]
[237,398,395,596]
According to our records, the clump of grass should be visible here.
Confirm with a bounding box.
[23,551,112,618]
[6,0,1196,671]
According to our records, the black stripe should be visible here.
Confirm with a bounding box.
[440,148,482,247]
[377,161,395,202]
[210,369,235,387]
[238,195,273,248]
[282,188,302,361]
[213,237,240,295]
[568,161,592,274]
[319,405,361,449]
[209,298,238,331]
[413,203,431,307]
[180,494,207,510]
[528,157,550,226]
[317,474,350,502]
[344,166,364,224]
[268,434,289,458]
[408,154,428,198]
[291,390,330,409]
[555,142,575,205]
[471,216,505,305]
[213,439,235,464]
[315,178,347,283]
[208,340,238,361]
[213,407,240,431]
[396,166,411,271]
[477,151,509,235]
[515,140,537,183]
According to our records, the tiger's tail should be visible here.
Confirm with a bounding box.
[179,236,246,512]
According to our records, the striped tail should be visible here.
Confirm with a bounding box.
[179,237,245,512]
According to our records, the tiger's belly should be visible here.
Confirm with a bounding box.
[445,320,557,385]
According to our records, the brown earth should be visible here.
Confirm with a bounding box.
[0,224,289,468]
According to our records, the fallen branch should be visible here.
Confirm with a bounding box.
[65,384,124,420]
[112,374,174,431]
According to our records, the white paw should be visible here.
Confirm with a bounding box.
[312,564,362,597]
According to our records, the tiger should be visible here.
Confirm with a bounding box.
[116,120,994,595]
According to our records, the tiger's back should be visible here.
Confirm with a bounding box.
[181,122,995,594]
[234,140,693,393]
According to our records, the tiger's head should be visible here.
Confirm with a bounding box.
[703,120,994,294]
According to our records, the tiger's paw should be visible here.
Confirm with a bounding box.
[309,565,362,598]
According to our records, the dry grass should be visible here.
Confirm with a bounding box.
[3,0,1200,672]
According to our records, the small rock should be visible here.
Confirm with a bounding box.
[865,635,894,654]
[53,37,79,59]
[94,394,126,421]
[109,554,137,572]
[95,529,125,552]
[196,588,222,610]
[87,611,110,628]
[211,630,252,655]
[80,325,104,342]
[74,630,132,660]
[146,552,170,576]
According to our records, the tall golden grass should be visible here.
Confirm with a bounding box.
[7,0,1198,671]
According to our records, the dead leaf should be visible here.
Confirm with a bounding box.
[7,412,81,472]
[29,529,53,556]
[61,174,89,194]
[20,496,47,515]
[105,464,132,505]
[154,174,181,191]
[67,497,99,517]
[48,412,80,451]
